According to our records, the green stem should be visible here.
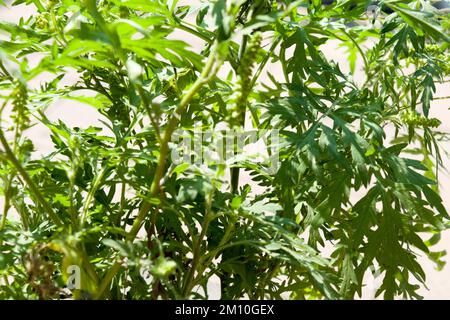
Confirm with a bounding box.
[95,43,222,299]
[117,178,127,226]
[81,166,108,227]
[93,260,122,300]
[0,178,11,230]
[239,35,249,62]
[69,177,78,229]
[341,29,370,79]
[16,199,30,230]
[175,21,213,44]
[137,86,162,144]
[127,43,220,241]
[0,129,63,228]
[231,36,281,194]
[50,10,67,45]
[256,261,280,299]
[197,214,237,277]
[182,189,214,297]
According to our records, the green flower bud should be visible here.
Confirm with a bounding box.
[11,82,30,131]
[35,14,49,30]
[401,110,442,129]
[229,32,263,127]
[47,0,58,8]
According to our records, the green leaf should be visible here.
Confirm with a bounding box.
[389,3,450,42]
[244,199,282,214]
[102,239,130,257]
[172,163,190,176]
[108,0,169,14]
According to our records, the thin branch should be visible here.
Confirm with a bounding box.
[0,129,64,228]
[94,43,222,299]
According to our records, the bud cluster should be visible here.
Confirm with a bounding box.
[11,82,30,132]
[401,110,441,128]
[227,32,262,126]
[35,13,49,30]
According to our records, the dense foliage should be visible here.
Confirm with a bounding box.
[0,0,449,300]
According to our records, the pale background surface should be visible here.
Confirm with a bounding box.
[0,2,449,299]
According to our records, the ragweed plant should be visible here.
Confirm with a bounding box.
[0,0,449,300]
